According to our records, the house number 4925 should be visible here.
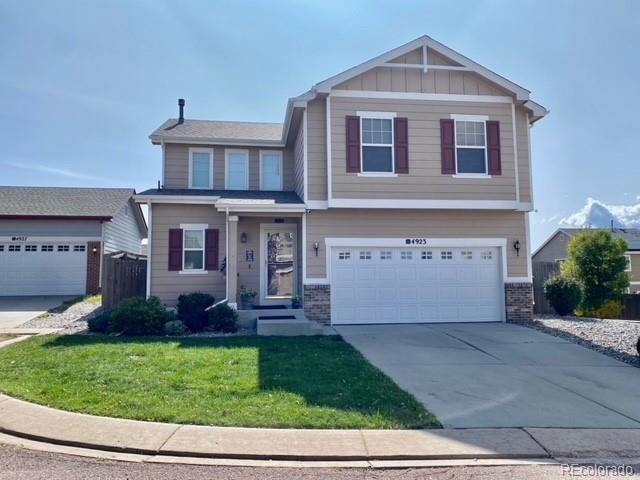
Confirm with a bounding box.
[405,238,427,245]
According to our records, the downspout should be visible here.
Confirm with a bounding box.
[145,201,152,298]
[205,206,229,311]
[99,221,105,289]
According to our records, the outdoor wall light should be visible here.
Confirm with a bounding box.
[240,232,248,243]
[92,247,98,253]
[513,240,521,257]
[313,241,320,256]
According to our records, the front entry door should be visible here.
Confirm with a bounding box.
[260,224,297,304]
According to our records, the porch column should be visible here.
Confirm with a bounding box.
[227,215,239,309]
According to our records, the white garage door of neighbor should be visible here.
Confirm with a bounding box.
[331,247,502,324]
[0,243,87,296]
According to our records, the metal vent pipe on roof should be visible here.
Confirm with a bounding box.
[178,98,185,124]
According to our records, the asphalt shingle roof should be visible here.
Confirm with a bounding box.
[560,228,640,251]
[0,187,136,218]
[149,119,283,144]
[137,188,303,204]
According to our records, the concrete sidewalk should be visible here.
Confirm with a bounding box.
[1,394,640,463]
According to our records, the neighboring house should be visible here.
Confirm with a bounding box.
[0,187,147,296]
[533,228,640,293]
[137,35,547,325]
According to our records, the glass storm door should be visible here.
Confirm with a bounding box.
[262,225,296,301]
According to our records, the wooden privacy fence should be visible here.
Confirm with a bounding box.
[621,295,640,320]
[532,261,560,315]
[102,251,147,309]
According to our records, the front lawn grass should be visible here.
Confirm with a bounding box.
[0,335,439,429]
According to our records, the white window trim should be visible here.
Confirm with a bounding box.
[450,114,489,177]
[359,112,396,175]
[188,147,214,189]
[259,150,283,191]
[180,223,208,274]
[225,149,250,190]
[625,254,632,272]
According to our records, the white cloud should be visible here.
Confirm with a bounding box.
[3,161,103,181]
[559,198,640,229]
[540,215,558,224]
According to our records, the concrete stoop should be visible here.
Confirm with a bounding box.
[257,316,330,336]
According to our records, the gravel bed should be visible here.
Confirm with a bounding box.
[525,315,640,367]
[20,300,101,333]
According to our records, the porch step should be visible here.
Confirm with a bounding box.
[256,314,328,336]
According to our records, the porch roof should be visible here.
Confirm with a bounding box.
[137,189,303,205]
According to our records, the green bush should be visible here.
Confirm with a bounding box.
[589,300,623,319]
[109,297,174,335]
[87,310,110,333]
[177,292,215,332]
[164,320,189,336]
[544,275,582,316]
[208,303,238,333]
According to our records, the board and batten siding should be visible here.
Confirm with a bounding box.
[305,209,528,279]
[0,219,102,237]
[293,119,305,199]
[102,201,144,254]
[150,204,226,305]
[307,98,327,201]
[164,144,294,191]
[330,96,531,201]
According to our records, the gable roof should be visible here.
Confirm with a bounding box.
[0,187,147,235]
[533,228,640,258]
[150,119,283,146]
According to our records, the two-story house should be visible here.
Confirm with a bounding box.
[136,35,547,325]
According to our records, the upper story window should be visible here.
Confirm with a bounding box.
[625,255,632,272]
[225,149,249,190]
[260,151,283,191]
[189,148,213,189]
[361,114,394,174]
[452,115,488,175]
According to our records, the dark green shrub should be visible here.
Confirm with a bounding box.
[544,275,582,316]
[87,310,110,333]
[177,292,215,332]
[109,297,174,335]
[208,303,238,333]
[164,320,189,336]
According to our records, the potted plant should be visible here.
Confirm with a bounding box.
[291,295,302,309]
[239,287,257,310]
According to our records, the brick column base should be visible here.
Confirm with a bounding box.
[505,282,533,323]
[86,241,101,295]
[304,284,331,325]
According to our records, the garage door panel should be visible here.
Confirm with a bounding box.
[334,266,355,282]
[417,269,437,282]
[438,267,457,282]
[397,287,418,302]
[438,286,458,301]
[355,287,377,303]
[376,267,397,281]
[356,267,376,281]
[397,267,416,281]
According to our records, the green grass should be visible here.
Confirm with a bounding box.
[0,335,439,429]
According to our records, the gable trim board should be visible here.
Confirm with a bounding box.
[331,90,514,104]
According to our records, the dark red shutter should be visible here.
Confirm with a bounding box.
[394,117,409,174]
[440,119,456,174]
[345,115,360,173]
[486,120,501,175]
[168,228,183,271]
[205,228,219,271]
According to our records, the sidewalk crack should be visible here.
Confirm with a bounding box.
[521,427,553,459]
[157,425,182,453]
[358,429,371,459]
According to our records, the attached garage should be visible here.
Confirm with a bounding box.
[329,243,504,325]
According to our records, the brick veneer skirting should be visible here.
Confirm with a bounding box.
[505,282,533,323]
[86,241,102,295]
[304,284,331,324]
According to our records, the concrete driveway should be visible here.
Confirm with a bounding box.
[337,323,640,428]
[0,296,69,329]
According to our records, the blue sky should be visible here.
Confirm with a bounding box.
[1,0,639,249]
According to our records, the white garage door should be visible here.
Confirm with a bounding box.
[0,243,88,296]
[331,246,502,324]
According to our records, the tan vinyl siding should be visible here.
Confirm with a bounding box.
[330,96,519,200]
[150,204,226,305]
[532,231,570,263]
[293,120,304,199]
[307,98,327,200]
[164,144,294,191]
[306,209,528,279]
[628,254,640,286]
[516,107,532,203]
[102,200,144,254]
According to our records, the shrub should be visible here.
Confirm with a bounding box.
[208,303,238,333]
[177,292,215,332]
[87,310,110,333]
[109,296,174,335]
[637,336,640,358]
[544,275,582,316]
[589,300,623,319]
[164,320,189,336]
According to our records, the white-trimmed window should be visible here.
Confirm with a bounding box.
[481,251,493,260]
[189,147,214,189]
[421,251,433,260]
[225,149,249,190]
[41,245,53,252]
[452,115,488,175]
[359,251,372,260]
[25,245,37,252]
[380,251,392,260]
[0,245,4,252]
[360,112,395,174]
[183,228,205,271]
[625,255,632,272]
[441,250,453,260]
[461,251,473,260]
[74,245,86,252]
[338,251,351,260]
[400,251,413,260]
[8,245,20,252]
[57,245,70,252]
[260,150,283,191]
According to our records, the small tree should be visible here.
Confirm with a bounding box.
[560,229,629,311]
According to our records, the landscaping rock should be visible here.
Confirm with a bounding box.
[20,300,101,333]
